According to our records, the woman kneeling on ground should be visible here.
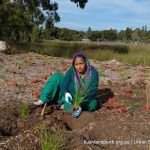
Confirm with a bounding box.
[32,53,100,118]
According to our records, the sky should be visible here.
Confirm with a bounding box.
[53,0,150,31]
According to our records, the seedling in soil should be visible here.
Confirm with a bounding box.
[16,62,26,68]
[0,65,4,70]
[144,74,150,77]
[132,89,140,96]
[99,70,108,77]
[0,74,6,79]
[45,60,51,64]
[19,102,29,118]
[16,83,25,90]
[126,102,141,112]
[17,72,24,75]
[38,128,68,150]
[119,71,129,80]
[5,68,10,73]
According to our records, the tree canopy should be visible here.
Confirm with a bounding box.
[0,0,88,42]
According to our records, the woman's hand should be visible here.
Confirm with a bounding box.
[73,106,82,118]
[65,92,72,103]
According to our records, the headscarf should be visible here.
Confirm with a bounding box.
[72,53,92,92]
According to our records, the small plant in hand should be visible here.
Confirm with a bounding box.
[72,89,85,109]
[72,81,99,110]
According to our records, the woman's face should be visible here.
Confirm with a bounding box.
[74,57,87,74]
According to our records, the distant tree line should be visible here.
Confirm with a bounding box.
[42,26,150,43]
[0,1,150,43]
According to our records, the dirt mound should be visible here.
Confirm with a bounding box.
[0,52,150,149]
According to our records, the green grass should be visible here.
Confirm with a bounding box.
[144,74,150,77]
[126,102,141,112]
[19,102,29,118]
[119,71,129,80]
[84,45,150,66]
[16,83,25,89]
[132,89,140,95]
[99,70,108,77]
[38,128,67,150]
[16,62,26,68]
[11,40,150,66]
[0,74,6,79]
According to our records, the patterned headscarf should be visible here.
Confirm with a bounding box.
[72,53,92,92]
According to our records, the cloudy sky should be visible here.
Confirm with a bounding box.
[54,0,150,31]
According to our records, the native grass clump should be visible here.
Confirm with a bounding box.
[12,40,150,66]
[38,127,68,150]
[18,102,29,118]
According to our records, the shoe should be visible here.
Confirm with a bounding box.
[33,100,44,105]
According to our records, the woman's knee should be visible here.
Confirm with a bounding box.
[47,72,63,83]
[88,100,99,112]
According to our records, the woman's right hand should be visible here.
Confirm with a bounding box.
[65,92,72,103]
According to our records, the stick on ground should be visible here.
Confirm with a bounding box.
[41,103,47,116]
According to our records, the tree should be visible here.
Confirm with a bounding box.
[86,27,92,39]
[131,29,140,43]
[71,0,88,8]
[102,29,117,41]
[0,0,60,41]
[0,0,88,42]
[125,27,132,40]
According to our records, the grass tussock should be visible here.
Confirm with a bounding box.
[11,40,150,66]
[18,102,29,118]
[38,127,68,150]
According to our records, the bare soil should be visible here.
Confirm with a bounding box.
[0,52,150,150]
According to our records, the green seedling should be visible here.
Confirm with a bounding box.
[144,74,150,77]
[16,62,26,68]
[132,89,140,95]
[19,102,29,118]
[38,128,67,150]
[16,84,25,89]
[126,102,141,112]
[119,71,129,80]
[0,74,6,79]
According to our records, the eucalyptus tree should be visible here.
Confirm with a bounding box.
[0,0,88,41]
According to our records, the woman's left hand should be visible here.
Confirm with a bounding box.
[65,92,73,103]
[73,106,82,118]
